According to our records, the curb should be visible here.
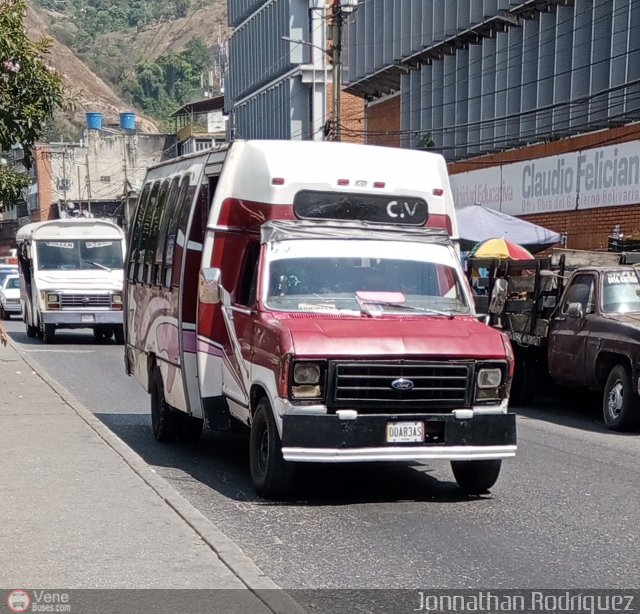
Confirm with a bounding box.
[10,339,304,614]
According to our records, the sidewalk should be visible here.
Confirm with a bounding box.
[0,339,301,613]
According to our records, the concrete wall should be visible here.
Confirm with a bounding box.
[364,94,400,148]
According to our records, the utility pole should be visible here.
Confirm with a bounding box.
[61,145,68,211]
[330,0,359,142]
[122,133,129,226]
[86,158,92,216]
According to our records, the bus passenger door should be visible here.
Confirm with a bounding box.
[177,178,210,419]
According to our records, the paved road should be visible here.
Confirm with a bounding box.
[5,318,640,592]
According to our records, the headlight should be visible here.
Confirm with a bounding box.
[46,292,60,308]
[111,293,123,304]
[293,362,321,385]
[475,366,505,402]
[477,368,502,389]
[290,361,325,400]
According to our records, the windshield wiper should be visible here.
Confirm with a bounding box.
[82,259,111,271]
[377,302,452,316]
[355,297,452,318]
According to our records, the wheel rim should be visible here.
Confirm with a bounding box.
[257,421,269,474]
[607,380,624,419]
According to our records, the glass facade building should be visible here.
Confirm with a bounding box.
[346,0,640,159]
[226,0,329,140]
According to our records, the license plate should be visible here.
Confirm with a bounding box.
[81,314,95,323]
[386,421,424,443]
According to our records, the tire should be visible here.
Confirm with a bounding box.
[509,350,537,406]
[249,397,295,499]
[0,305,7,320]
[93,326,109,341]
[451,459,502,494]
[42,323,55,344]
[113,324,125,345]
[25,320,37,338]
[150,365,183,442]
[180,415,203,444]
[603,364,640,431]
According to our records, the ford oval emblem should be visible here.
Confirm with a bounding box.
[391,378,414,390]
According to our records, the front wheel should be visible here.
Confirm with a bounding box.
[603,364,640,431]
[451,459,502,494]
[113,324,125,345]
[42,323,56,344]
[0,305,7,320]
[509,349,537,406]
[249,398,294,499]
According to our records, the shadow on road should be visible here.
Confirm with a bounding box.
[7,326,121,346]
[95,412,492,506]
[511,388,640,436]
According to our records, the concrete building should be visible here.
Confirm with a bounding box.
[344,0,640,250]
[225,0,364,141]
[29,129,173,229]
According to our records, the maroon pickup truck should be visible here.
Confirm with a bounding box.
[468,256,640,431]
[545,266,640,430]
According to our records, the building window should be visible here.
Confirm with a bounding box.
[56,178,71,191]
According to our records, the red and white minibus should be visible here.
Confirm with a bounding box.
[125,140,516,498]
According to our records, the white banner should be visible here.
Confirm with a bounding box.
[450,140,640,217]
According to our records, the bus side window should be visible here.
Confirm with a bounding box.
[127,182,151,281]
[171,183,196,289]
[144,179,169,285]
[136,181,159,283]
[154,176,180,286]
[164,176,190,289]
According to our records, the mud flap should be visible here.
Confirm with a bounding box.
[202,396,232,431]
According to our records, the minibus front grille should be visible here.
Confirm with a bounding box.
[60,294,111,309]
[328,361,473,413]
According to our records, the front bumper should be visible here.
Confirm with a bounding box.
[281,413,516,463]
[41,311,123,326]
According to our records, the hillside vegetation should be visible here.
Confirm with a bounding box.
[31,0,228,128]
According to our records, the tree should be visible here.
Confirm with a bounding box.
[0,0,64,208]
[174,0,190,18]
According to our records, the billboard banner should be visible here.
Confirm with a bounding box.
[450,140,640,217]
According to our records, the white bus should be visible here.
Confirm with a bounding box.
[16,219,126,344]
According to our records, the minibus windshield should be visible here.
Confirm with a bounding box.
[264,240,471,316]
[36,240,124,271]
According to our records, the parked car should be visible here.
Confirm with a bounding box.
[0,274,20,320]
[0,265,18,287]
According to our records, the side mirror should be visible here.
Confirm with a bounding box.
[477,314,491,325]
[566,302,584,319]
[199,267,222,305]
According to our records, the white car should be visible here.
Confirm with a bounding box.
[0,274,20,320]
